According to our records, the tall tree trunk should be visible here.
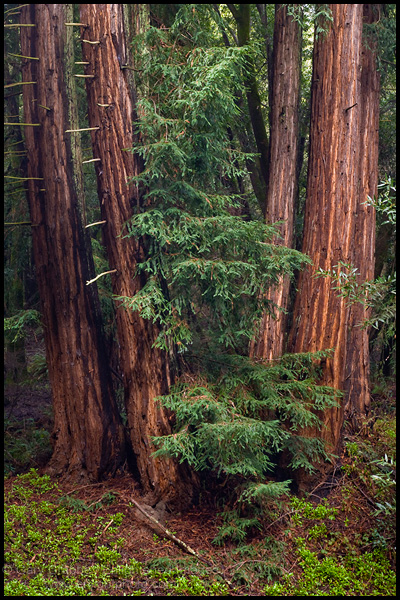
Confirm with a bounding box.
[211,5,267,210]
[288,5,365,483]
[229,3,270,213]
[20,4,125,482]
[344,4,380,428]
[250,4,301,360]
[79,4,195,507]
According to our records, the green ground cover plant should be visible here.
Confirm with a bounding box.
[4,407,396,598]
[4,470,230,596]
[264,543,395,596]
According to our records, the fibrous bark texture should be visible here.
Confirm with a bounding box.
[79,4,195,507]
[250,4,301,360]
[20,4,125,482]
[343,4,380,428]
[289,5,366,463]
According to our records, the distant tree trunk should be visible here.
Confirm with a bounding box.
[229,3,270,213]
[250,4,301,360]
[79,4,195,507]
[4,38,28,318]
[20,4,125,482]
[214,4,267,210]
[343,4,380,429]
[288,5,365,481]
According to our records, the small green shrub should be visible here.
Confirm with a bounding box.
[151,352,340,542]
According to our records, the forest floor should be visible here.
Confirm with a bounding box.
[4,379,396,596]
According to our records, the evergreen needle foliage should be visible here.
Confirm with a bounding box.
[4,309,42,344]
[117,6,341,534]
[119,7,310,353]
[151,350,340,512]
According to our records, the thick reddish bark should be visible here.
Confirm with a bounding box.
[250,4,301,360]
[79,4,195,506]
[344,4,380,428]
[288,5,365,468]
[20,4,125,482]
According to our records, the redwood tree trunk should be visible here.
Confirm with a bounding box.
[79,4,194,506]
[20,4,125,482]
[250,4,301,360]
[344,4,380,428]
[288,5,365,474]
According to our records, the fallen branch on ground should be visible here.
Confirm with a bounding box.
[128,497,212,566]
[60,485,234,588]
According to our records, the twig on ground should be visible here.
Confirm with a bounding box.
[128,497,212,566]
[55,485,235,588]
[63,482,105,495]
[123,496,235,589]
[102,518,115,535]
